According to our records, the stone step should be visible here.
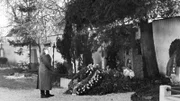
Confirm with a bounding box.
[60,78,71,88]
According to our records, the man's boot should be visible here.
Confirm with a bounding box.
[41,90,48,98]
[46,90,54,97]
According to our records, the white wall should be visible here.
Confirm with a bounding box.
[153,17,180,74]
[3,43,29,64]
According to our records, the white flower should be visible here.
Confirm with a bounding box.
[123,68,135,78]
[129,70,135,78]
[123,68,130,76]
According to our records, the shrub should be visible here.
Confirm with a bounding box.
[55,62,68,74]
[131,84,159,101]
[28,63,39,70]
[131,76,171,101]
[0,57,8,64]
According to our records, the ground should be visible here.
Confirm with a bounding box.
[0,67,134,101]
[0,88,134,101]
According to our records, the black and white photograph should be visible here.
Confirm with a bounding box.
[0,0,180,101]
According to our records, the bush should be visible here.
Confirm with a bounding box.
[28,63,38,70]
[55,62,68,74]
[131,76,171,101]
[131,84,159,101]
[0,57,8,64]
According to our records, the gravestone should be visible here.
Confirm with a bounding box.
[30,48,38,71]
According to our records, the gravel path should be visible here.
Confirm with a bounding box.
[0,88,134,101]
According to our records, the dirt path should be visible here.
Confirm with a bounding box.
[0,87,134,101]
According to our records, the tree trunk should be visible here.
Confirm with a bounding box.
[29,43,31,66]
[73,57,76,74]
[140,20,159,78]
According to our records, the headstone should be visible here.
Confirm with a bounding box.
[92,51,102,67]
[60,78,71,88]
[30,48,38,71]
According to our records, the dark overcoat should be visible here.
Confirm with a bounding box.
[38,54,52,90]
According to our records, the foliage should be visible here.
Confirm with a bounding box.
[169,39,180,66]
[18,61,29,69]
[65,0,180,27]
[131,80,169,101]
[5,0,64,50]
[131,75,171,101]
[56,26,93,66]
[72,31,93,66]
[8,39,37,47]
[56,21,74,64]
[54,62,68,74]
[64,0,180,47]
[169,39,180,57]
[61,0,180,70]
[93,25,136,68]
[131,85,159,101]
[0,57,8,64]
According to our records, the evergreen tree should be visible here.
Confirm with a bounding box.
[57,0,180,78]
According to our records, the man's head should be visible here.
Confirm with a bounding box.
[43,48,49,54]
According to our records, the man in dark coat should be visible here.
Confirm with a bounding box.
[38,48,54,98]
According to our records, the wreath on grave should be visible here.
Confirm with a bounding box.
[67,64,103,95]
[65,64,135,95]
